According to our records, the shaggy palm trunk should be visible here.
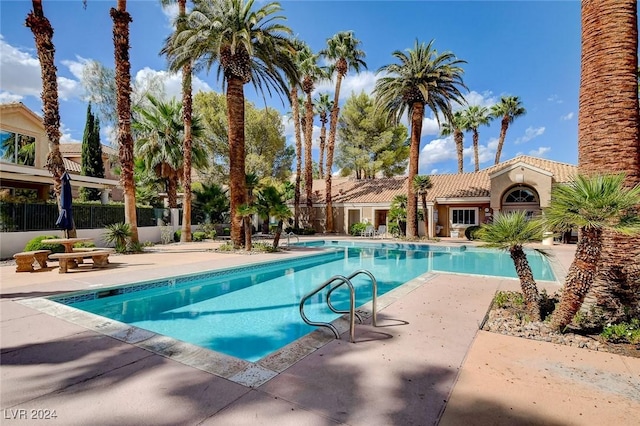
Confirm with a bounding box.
[578,0,640,322]
[243,217,252,251]
[319,115,327,180]
[420,194,428,236]
[272,220,284,249]
[472,128,480,172]
[111,0,138,243]
[494,116,509,165]
[180,64,193,241]
[550,228,603,330]
[509,245,541,321]
[304,91,314,228]
[325,72,345,233]
[454,129,464,173]
[406,103,423,238]
[26,1,76,237]
[291,86,302,229]
[167,175,178,208]
[226,77,247,248]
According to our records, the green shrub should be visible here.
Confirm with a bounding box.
[103,222,132,252]
[217,242,235,251]
[465,225,482,241]
[24,235,65,254]
[600,319,640,344]
[127,241,144,254]
[253,242,277,252]
[193,231,206,242]
[200,222,217,239]
[173,229,182,242]
[350,222,367,236]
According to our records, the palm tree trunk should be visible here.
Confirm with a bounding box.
[494,116,509,165]
[319,120,326,180]
[578,0,640,322]
[406,103,423,238]
[550,227,603,330]
[304,92,314,228]
[226,77,247,247]
[180,65,193,242]
[26,0,75,238]
[291,87,302,229]
[325,74,344,233]
[167,176,178,208]
[472,129,480,172]
[421,194,428,236]
[455,129,464,173]
[272,220,283,248]
[509,245,541,321]
[111,0,138,243]
[244,217,252,251]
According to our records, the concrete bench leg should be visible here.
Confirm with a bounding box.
[58,259,69,274]
[33,253,49,268]
[92,255,109,268]
[15,256,35,273]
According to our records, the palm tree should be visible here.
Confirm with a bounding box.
[160,0,195,242]
[193,183,229,223]
[440,111,465,173]
[25,0,70,234]
[374,39,466,238]
[166,0,297,247]
[544,174,640,331]
[578,0,640,323]
[237,203,257,251]
[110,0,138,243]
[256,185,290,248]
[321,31,367,233]
[388,194,407,237]
[297,46,324,228]
[490,96,526,165]
[412,175,432,235]
[315,93,333,179]
[132,94,207,208]
[285,39,305,230]
[461,105,491,172]
[477,211,544,321]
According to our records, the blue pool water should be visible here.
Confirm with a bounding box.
[56,242,555,362]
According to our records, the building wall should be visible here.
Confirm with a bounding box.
[0,107,48,170]
[490,166,553,211]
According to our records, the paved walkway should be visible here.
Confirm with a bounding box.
[1,238,638,425]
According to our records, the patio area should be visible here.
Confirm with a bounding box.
[1,237,638,425]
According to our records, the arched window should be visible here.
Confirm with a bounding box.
[503,186,538,204]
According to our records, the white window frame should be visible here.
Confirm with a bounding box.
[450,207,479,226]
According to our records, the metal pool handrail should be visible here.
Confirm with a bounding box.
[284,232,300,246]
[326,269,378,327]
[299,275,357,342]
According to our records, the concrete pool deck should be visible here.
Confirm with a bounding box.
[1,237,638,425]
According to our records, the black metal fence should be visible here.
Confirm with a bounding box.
[0,202,169,232]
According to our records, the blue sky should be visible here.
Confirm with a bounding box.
[0,0,582,175]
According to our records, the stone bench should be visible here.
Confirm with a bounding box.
[13,250,52,272]
[49,250,112,274]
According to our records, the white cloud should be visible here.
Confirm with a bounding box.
[59,122,80,143]
[461,90,497,109]
[421,117,440,136]
[161,3,179,25]
[419,135,458,168]
[0,91,23,103]
[314,70,378,98]
[560,112,574,121]
[281,114,321,148]
[514,126,545,145]
[547,94,563,104]
[102,124,118,147]
[133,67,213,101]
[528,146,551,157]
[0,36,43,99]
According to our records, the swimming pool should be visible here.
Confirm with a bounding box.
[53,242,555,362]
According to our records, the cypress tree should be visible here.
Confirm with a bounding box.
[80,104,105,201]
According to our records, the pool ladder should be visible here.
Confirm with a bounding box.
[299,269,378,343]
[284,232,300,246]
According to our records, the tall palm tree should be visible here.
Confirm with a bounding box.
[478,211,545,321]
[297,46,324,227]
[490,96,526,165]
[166,0,297,247]
[374,39,466,237]
[26,1,71,235]
[321,31,367,233]
[412,175,432,235]
[440,110,465,173]
[111,0,138,243]
[461,105,491,172]
[286,38,305,230]
[315,93,333,179]
[544,174,640,331]
[132,94,207,208]
[578,0,640,323]
[160,0,195,242]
